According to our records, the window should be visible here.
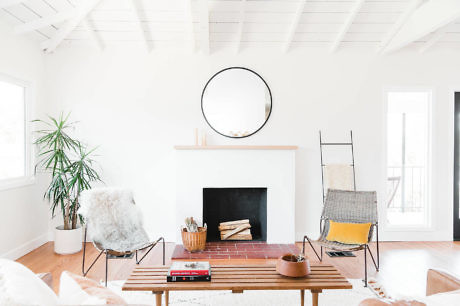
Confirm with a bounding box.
[386,90,431,227]
[0,75,32,188]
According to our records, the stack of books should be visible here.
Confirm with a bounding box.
[167,261,211,282]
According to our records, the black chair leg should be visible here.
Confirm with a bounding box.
[105,250,108,287]
[136,237,165,265]
[162,238,165,265]
[376,224,380,270]
[363,245,368,287]
[367,245,379,271]
[302,235,322,261]
[82,228,105,277]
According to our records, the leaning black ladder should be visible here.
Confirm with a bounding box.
[319,130,356,202]
[312,130,380,286]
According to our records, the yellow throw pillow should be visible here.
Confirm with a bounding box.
[326,220,372,245]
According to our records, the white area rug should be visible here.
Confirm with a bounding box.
[108,279,377,306]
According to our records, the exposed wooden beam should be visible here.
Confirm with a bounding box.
[0,0,23,9]
[384,0,460,53]
[130,0,151,52]
[184,0,195,52]
[198,0,209,54]
[84,17,104,51]
[329,0,365,53]
[377,0,424,54]
[15,10,76,34]
[41,0,102,53]
[418,24,451,53]
[283,0,306,53]
[235,0,246,53]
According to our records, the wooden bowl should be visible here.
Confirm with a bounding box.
[276,254,311,278]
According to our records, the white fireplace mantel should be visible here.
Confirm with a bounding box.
[174,145,296,243]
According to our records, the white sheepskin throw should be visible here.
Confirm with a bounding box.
[79,188,150,252]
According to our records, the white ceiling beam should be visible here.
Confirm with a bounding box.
[130,0,151,52]
[384,0,460,53]
[198,0,209,54]
[418,24,452,53]
[84,17,104,51]
[377,0,424,53]
[41,0,102,53]
[329,0,365,53]
[184,0,195,52]
[235,0,246,54]
[0,0,23,9]
[15,10,76,34]
[283,0,306,53]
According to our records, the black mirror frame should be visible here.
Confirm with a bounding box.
[201,67,273,139]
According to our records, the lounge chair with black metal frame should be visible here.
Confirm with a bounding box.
[78,188,165,286]
[302,189,379,287]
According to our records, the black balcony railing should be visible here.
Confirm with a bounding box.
[387,166,425,213]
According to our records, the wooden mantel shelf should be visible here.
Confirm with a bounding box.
[174,145,298,150]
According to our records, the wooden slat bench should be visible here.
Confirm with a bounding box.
[122,264,352,306]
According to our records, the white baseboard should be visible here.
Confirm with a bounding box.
[0,233,49,260]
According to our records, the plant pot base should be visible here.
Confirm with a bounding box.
[54,225,83,255]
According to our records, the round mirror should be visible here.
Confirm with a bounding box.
[201,67,272,138]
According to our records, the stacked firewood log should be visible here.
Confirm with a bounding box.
[218,219,252,240]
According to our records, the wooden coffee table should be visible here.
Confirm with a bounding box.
[122,264,352,306]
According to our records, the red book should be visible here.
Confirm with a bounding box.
[168,261,211,277]
[170,270,209,276]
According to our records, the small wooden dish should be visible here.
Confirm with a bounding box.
[276,254,311,278]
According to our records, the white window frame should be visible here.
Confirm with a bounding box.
[382,87,433,231]
[0,73,35,191]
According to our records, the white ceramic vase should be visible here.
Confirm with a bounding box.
[54,225,83,254]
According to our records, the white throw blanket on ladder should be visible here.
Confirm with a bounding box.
[324,164,354,191]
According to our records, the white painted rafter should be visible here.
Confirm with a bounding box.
[15,10,76,34]
[130,0,151,52]
[235,0,246,53]
[198,0,209,54]
[384,0,460,53]
[0,0,23,9]
[184,0,195,52]
[84,16,104,51]
[283,0,306,53]
[41,0,102,53]
[418,24,452,53]
[329,0,365,53]
[377,0,424,54]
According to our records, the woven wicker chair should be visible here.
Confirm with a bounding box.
[302,189,379,286]
[79,188,165,286]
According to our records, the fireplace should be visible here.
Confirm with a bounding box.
[203,187,267,242]
[175,147,295,243]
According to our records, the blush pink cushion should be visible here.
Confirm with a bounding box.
[59,271,126,305]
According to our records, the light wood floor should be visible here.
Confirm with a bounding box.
[17,241,460,298]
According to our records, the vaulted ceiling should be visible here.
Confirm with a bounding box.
[1,0,460,54]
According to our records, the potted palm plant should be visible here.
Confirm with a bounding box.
[34,114,101,254]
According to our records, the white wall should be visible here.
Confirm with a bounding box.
[0,20,49,259]
[43,45,460,242]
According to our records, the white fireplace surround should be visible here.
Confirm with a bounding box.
[175,146,296,244]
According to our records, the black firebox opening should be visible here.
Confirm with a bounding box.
[203,187,267,242]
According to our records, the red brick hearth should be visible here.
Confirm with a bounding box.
[171,242,300,260]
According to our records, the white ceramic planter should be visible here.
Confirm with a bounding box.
[54,225,83,255]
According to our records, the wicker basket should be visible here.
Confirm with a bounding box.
[181,227,207,252]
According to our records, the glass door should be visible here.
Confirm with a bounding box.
[454,93,460,240]
[386,91,431,228]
